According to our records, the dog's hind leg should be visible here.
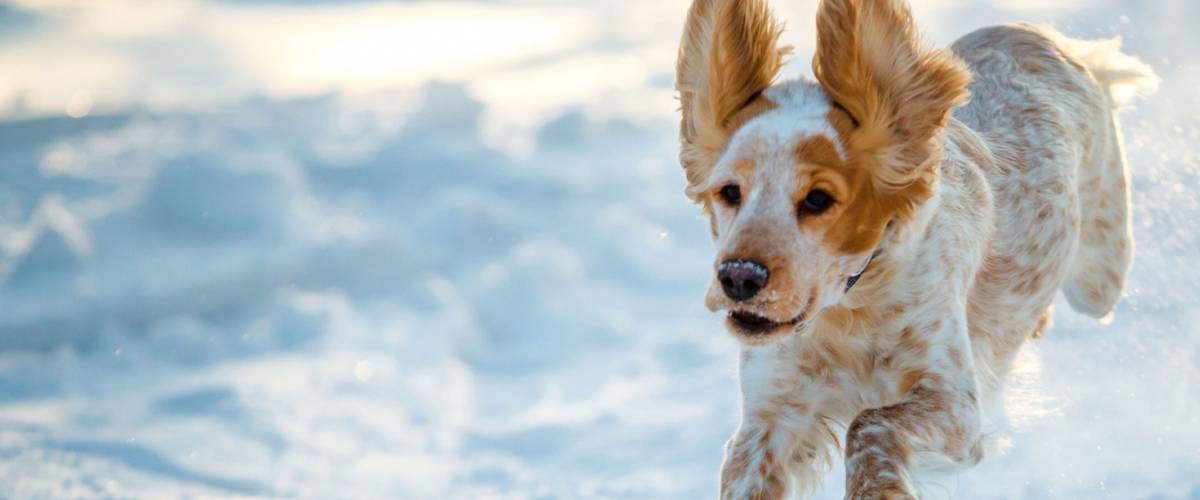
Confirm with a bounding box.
[1060,37,1158,319]
[1063,113,1135,319]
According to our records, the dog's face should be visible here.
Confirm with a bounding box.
[699,84,880,344]
[676,0,970,345]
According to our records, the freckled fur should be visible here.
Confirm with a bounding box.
[674,0,1157,498]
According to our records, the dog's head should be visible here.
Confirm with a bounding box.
[676,0,970,345]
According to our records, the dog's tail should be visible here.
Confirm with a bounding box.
[1058,36,1159,321]
[1060,36,1161,105]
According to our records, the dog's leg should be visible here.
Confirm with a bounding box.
[720,420,795,500]
[721,344,850,500]
[843,317,983,499]
[1059,35,1156,320]
[1063,111,1134,320]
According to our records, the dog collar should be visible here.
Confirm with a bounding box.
[846,220,896,293]
[845,249,882,292]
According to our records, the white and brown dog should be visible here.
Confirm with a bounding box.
[674,0,1158,498]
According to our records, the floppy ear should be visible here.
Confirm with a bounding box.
[676,0,790,200]
[812,0,970,192]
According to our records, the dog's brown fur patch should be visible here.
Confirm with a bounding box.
[677,0,790,199]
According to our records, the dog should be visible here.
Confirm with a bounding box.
[673,0,1158,497]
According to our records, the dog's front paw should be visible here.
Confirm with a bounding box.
[849,487,915,500]
[720,457,787,500]
[846,481,916,500]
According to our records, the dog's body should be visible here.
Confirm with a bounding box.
[673,1,1157,498]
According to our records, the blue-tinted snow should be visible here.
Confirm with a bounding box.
[0,0,1197,498]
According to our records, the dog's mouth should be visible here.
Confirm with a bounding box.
[726,309,806,337]
[722,294,817,340]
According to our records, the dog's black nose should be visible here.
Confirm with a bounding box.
[718,260,769,302]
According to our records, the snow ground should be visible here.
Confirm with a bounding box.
[0,0,1197,498]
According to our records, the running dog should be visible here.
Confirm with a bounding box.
[673,0,1158,497]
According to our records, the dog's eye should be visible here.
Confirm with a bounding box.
[719,185,742,206]
[799,189,834,215]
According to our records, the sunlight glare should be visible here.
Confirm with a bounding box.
[1003,344,1065,427]
[213,2,597,96]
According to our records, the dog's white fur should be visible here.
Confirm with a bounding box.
[674,1,1158,498]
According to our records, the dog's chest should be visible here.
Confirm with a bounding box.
[771,317,942,410]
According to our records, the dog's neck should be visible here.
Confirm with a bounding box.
[794,177,944,347]
[837,160,946,312]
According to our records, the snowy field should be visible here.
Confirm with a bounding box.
[0,0,1197,498]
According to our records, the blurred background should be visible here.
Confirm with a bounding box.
[0,0,1196,498]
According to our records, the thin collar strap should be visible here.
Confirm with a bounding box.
[845,220,895,293]
[845,249,881,292]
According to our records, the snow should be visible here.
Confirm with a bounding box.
[0,0,1198,498]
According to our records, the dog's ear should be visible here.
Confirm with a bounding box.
[676,0,790,200]
[812,0,970,192]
